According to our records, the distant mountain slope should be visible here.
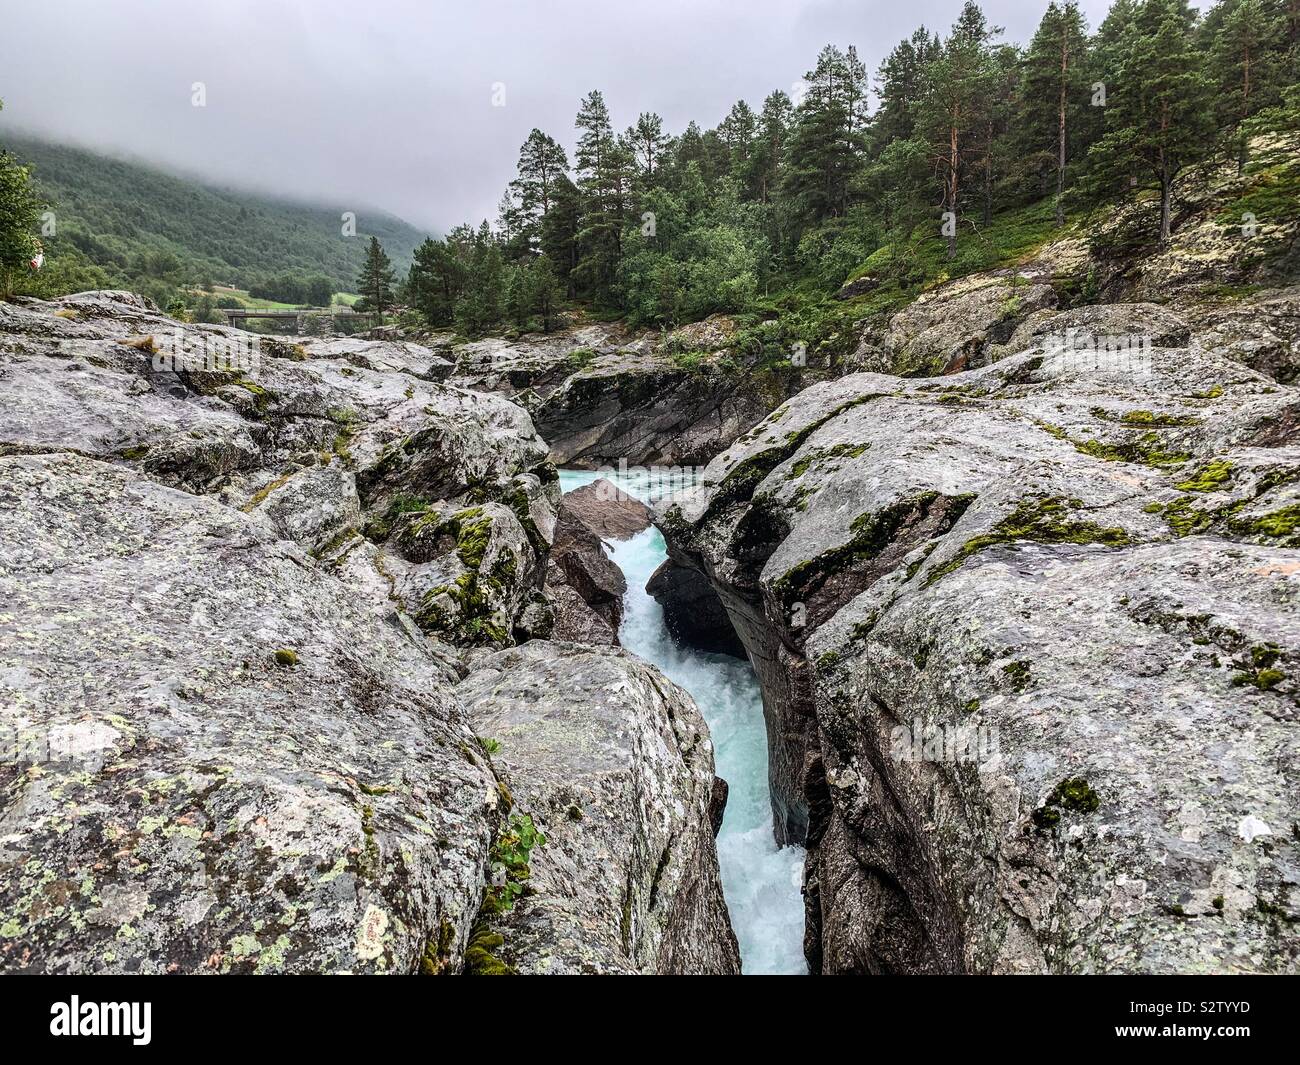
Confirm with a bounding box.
[0,134,428,296]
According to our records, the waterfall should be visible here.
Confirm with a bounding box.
[559,469,807,975]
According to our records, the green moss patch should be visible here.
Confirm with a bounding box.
[1176,460,1234,493]
[924,496,1130,587]
[773,491,975,609]
[1002,660,1033,692]
[1090,407,1199,428]
[1032,776,1100,830]
[364,494,433,541]
[1230,644,1289,691]
[1236,503,1300,542]
[789,442,871,478]
[1036,421,1190,467]
[1071,432,1191,467]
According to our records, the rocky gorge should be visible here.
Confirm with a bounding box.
[3,230,1299,974]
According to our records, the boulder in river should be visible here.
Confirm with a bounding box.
[559,478,653,540]
[646,556,747,659]
[544,507,627,645]
[457,641,741,974]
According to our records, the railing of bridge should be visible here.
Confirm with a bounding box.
[218,307,369,318]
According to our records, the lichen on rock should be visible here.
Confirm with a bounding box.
[656,325,1300,973]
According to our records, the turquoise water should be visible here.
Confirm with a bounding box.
[558,469,807,975]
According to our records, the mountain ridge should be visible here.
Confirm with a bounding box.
[0,131,430,302]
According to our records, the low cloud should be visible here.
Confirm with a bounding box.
[0,0,1120,232]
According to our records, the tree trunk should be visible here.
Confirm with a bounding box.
[1238,48,1252,175]
[1158,108,1172,244]
[1159,173,1172,245]
[947,122,959,260]
[983,144,992,228]
[1056,34,1067,226]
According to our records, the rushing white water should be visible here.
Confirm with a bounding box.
[559,469,807,975]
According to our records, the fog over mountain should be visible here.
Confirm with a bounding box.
[0,0,1124,229]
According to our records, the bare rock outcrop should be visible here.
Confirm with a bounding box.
[0,452,498,973]
[848,269,1058,377]
[457,642,741,974]
[658,328,1300,973]
[0,293,738,974]
[0,290,561,648]
[448,319,806,468]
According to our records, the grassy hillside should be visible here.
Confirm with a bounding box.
[0,134,428,305]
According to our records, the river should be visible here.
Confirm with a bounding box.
[558,468,807,975]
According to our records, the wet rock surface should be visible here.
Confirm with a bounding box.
[558,478,653,540]
[544,507,626,646]
[647,555,747,659]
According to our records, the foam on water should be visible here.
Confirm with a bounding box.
[559,469,806,975]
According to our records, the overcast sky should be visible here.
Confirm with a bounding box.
[1,0,1134,234]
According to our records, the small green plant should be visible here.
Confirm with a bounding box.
[486,812,546,914]
[564,346,598,373]
[1033,775,1100,830]
[273,648,299,668]
[480,738,502,755]
[670,349,708,372]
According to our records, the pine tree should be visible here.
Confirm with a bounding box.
[1087,0,1214,243]
[496,191,527,259]
[672,121,708,183]
[540,174,582,297]
[630,112,669,184]
[575,90,614,189]
[1092,0,1142,83]
[1021,2,1091,223]
[355,236,396,320]
[406,234,468,326]
[751,91,793,204]
[573,91,634,300]
[1207,0,1287,165]
[976,43,1022,225]
[502,262,528,327]
[865,136,932,265]
[525,253,565,332]
[454,222,502,336]
[719,100,758,187]
[916,2,999,257]
[781,45,869,225]
[508,129,569,252]
[873,27,939,149]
